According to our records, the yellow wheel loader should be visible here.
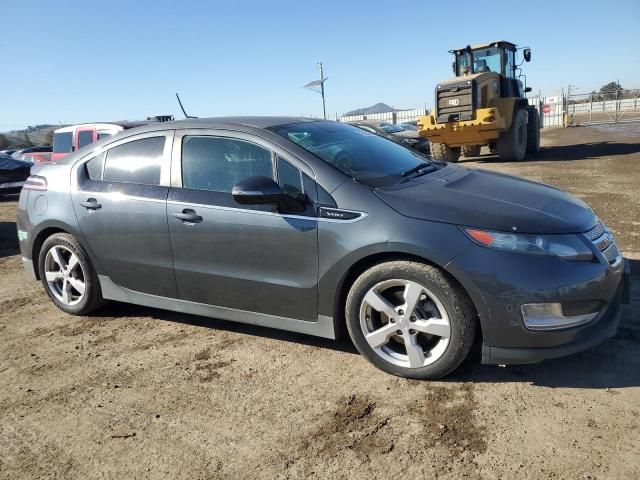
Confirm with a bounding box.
[418,41,540,162]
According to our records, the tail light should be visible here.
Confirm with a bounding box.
[23,175,48,191]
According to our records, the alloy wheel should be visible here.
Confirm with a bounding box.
[44,245,86,306]
[359,279,451,368]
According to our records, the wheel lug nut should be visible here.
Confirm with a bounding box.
[409,329,416,335]
[396,330,403,335]
[390,318,396,324]
[398,309,404,316]
[410,316,417,322]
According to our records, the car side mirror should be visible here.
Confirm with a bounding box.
[525,87,532,93]
[451,61,456,74]
[523,48,531,62]
[232,176,305,213]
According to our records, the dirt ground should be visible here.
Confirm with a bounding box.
[1,123,639,480]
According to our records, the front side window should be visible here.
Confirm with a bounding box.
[181,136,273,193]
[53,132,73,153]
[277,157,303,201]
[103,136,165,185]
[270,121,436,187]
[77,130,94,149]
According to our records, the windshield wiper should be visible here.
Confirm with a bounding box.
[401,162,436,177]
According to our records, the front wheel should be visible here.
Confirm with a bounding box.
[39,233,106,315]
[345,261,476,380]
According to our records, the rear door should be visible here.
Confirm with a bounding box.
[167,129,319,321]
[71,131,178,298]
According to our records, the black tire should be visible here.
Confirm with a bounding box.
[345,261,477,380]
[526,108,541,154]
[430,143,461,163]
[461,145,481,158]
[38,233,106,315]
[497,108,528,161]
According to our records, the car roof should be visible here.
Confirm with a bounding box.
[129,116,319,133]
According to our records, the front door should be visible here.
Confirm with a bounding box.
[167,130,319,321]
[71,131,178,298]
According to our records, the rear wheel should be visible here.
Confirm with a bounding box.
[526,108,541,153]
[39,233,105,315]
[461,144,481,158]
[497,108,528,161]
[345,261,476,380]
[430,143,461,163]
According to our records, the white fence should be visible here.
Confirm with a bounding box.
[332,108,428,125]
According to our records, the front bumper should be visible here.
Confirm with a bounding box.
[446,243,629,365]
[417,108,505,147]
[0,180,25,193]
[482,280,624,364]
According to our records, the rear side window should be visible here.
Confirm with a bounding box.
[53,132,73,153]
[85,152,105,180]
[181,136,273,193]
[103,137,165,185]
[77,130,94,149]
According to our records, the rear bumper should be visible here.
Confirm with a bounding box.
[481,259,630,365]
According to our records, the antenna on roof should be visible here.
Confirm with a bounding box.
[175,92,198,119]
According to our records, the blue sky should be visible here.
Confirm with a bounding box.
[1,0,639,131]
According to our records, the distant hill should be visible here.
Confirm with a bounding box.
[344,102,396,116]
[0,125,60,149]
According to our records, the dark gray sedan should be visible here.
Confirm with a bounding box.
[16,118,629,379]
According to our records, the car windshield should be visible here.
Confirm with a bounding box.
[269,121,435,187]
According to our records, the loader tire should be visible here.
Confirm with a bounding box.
[430,143,461,163]
[497,109,528,161]
[461,145,481,158]
[526,108,541,153]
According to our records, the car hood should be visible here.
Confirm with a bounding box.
[375,166,597,234]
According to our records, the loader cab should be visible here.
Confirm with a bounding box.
[452,41,530,98]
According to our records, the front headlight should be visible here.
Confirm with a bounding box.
[463,228,594,261]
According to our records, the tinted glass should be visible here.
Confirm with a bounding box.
[98,132,112,140]
[103,137,165,185]
[77,130,94,149]
[182,136,273,193]
[53,132,73,153]
[85,152,105,180]
[270,121,434,187]
[277,157,303,200]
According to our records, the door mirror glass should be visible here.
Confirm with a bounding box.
[232,176,305,213]
[523,48,531,62]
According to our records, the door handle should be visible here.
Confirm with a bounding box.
[173,209,203,223]
[80,198,101,210]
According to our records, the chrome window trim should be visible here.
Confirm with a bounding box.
[171,128,317,190]
[71,130,175,192]
[167,199,368,223]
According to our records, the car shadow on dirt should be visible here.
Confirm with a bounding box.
[92,301,360,355]
[91,261,639,389]
[0,221,19,258]
[466,141,640,164]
